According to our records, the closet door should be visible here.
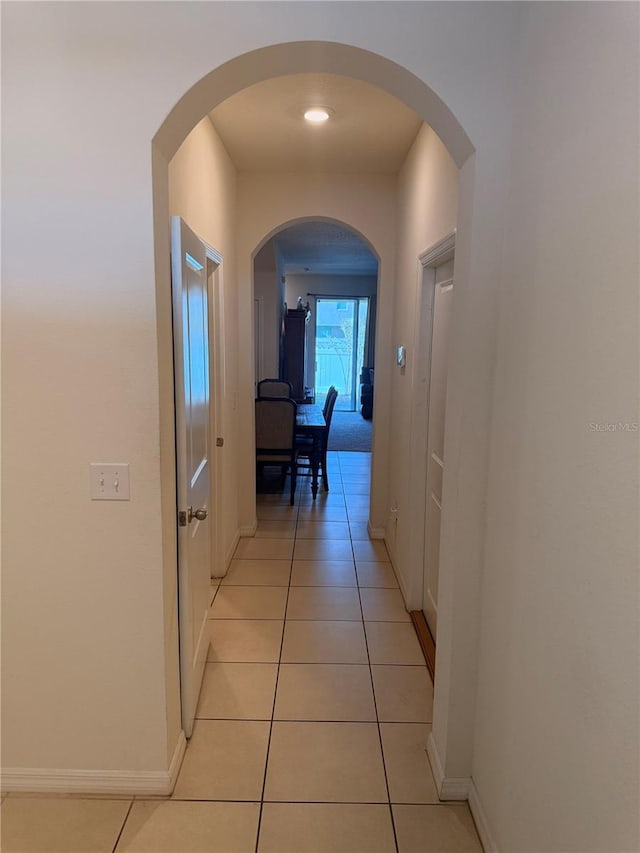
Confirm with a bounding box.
[422,265,454,640]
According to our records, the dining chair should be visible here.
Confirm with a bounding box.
[296,386,338,493]
[257,378,293,398]
[322,385,337,419]
[255,396,298,505]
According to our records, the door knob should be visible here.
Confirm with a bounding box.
[188,506,208,522]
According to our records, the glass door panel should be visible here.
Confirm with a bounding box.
[315,298,368,411]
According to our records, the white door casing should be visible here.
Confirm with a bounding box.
[422,271,454,637]
[171,216,213,738]
[207,255,225,579]
[405,232,456,620]
[254,296,263,390]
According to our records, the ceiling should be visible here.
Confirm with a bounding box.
[273,221,377,276]
[211,73,421,276]
[209,73,422,174]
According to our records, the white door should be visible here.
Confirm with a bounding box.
[171,217,212,737]
[422,266,454,639]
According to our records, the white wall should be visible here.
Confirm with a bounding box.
[2,5,172,775]
[254,272,281,382]
[285,273,378,308]
[0,0,517,793]
[254,243,280,381]
[471,5,640,851]
[386,123,458,586]
[3,6,638,850]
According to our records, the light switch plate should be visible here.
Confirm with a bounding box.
[90,463,130,500]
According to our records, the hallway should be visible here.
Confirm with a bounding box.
[1,452,481,852]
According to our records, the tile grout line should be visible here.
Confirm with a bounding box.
[110,798,134,853]
[253,483,300,853]
[255,454,399,848]
[210,616,413,622]
[201,715,381,723]
[349,500,401,853]
[163,796,456,805]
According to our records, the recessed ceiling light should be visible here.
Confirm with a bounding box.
[304,107,332,123]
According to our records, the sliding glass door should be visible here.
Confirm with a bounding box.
[314,298,369,411]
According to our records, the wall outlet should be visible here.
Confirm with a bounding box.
[90,463,130,500]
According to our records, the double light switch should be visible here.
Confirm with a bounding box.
[90,463,130,500]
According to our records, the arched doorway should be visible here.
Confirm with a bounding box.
[154,47,472,543]
[252,218,379,503]
[253,219,379,412]
[154,40,478,799]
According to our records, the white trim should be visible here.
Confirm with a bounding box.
[405,230,456,612]
[223,529,242,571]
[167,731,187,794]
[387,540,412,616]
[254,295,264,385]
[367,522,385,540]
[419,230,456,268]
[426,731,445,792]
[1,733,187,796]
[426,731,470,801]
[204,242,223,266]
[395,559,410,608]
[207,260,226,581]
[238,524,257,538]
[440,776,471,801]
[468,777,499,853]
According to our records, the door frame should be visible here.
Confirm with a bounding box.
[253,295,264,392]
[205,245,225,579]
[405,231,456,612]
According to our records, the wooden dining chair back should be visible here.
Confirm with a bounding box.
[296,386,339,493]
[255,397,298,505]
[322,385,337,418]
[257,378,292,398]
[320,387,339,489]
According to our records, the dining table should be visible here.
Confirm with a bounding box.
[295,403,326,499]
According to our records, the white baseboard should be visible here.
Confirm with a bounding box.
[440,775,471,800]
[1,732,187,797]
[395,564,409,609]
[385,538,416,617]
[383,534,394,567]
[225,529,242,567]
[468,777,499,853]
[220,524,255,574]
[426,732,470,801]
[167,731,187,794]
[367,523,385,540]
[213,528,243,579]
[426,731,445,792]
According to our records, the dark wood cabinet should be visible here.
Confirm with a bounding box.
[282,309,309,401]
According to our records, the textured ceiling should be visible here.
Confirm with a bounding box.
[274,221,378,276]
[210,73,422,174]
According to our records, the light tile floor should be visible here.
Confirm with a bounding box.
[1,452,482,852]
